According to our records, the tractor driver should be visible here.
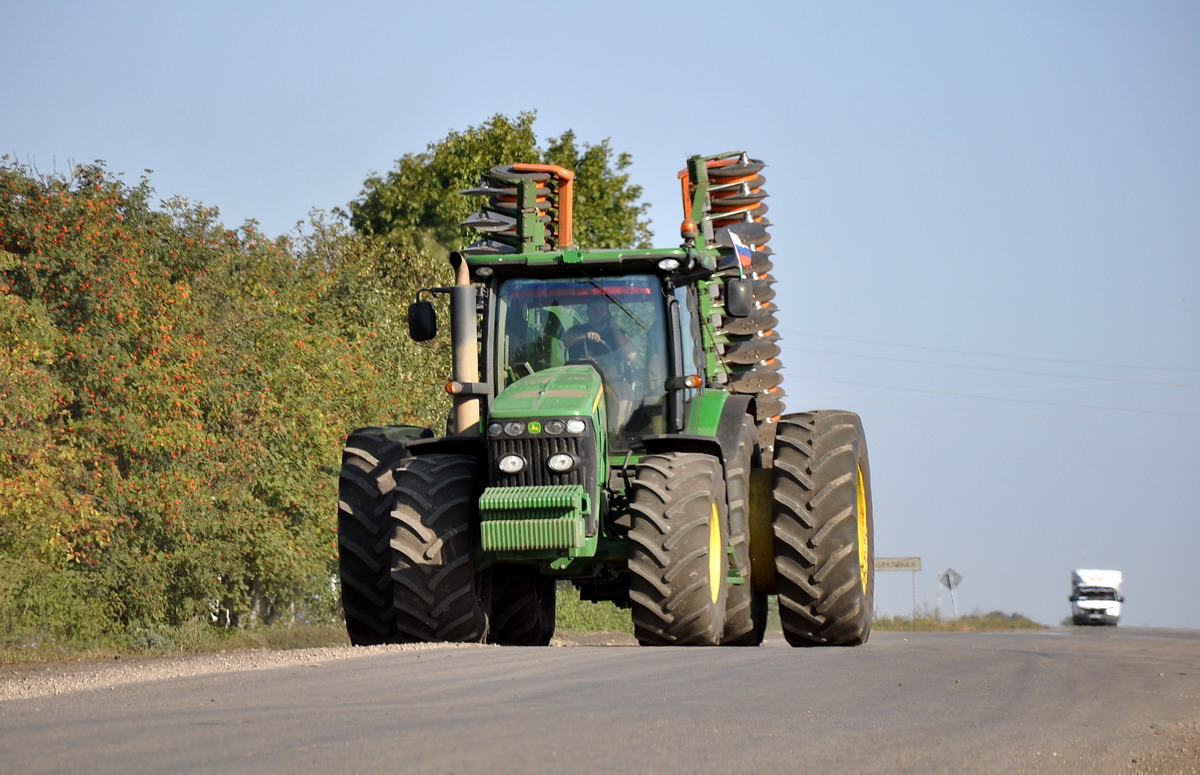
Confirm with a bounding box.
[564,294,636,363]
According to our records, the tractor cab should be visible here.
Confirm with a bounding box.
[494,273,680,454]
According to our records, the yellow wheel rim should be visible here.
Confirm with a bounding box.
[857,462,870,592]
[708,502,722,604]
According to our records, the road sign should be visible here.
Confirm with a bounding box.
[937,568,962,618]
[875,557,921,572]
[937,568,962,589]
[877,557,922,617]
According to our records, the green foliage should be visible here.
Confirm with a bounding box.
[349,111,652,253]
[554,583,634,634]
[0,158,449,646]
[874,608,1047,632]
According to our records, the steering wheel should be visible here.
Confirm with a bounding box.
[566,330,615,361]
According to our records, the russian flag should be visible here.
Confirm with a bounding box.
[729,230,753,269]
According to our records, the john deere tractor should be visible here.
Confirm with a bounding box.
[337,152,874,647]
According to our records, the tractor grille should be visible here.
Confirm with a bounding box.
[489,434,588,488]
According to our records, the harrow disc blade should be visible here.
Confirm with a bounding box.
[708,159,766,178]
[721,339,782,364]
[719,309,778,335]
[727,364,784,392]
[460,238,517,256]
[462,184,550,198]
[484,198,552,215]
[710,190,768,207]
[713,222,771,247]
[752,279,776,302]
[709,174,766,192]
[716,252,773,275]
[461,210,517,232]
[755,392,786,419]
[486,165,552,182]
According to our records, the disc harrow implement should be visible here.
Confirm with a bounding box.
[682,153,785,456]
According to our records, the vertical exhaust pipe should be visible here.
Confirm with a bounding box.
[449,253,480,434]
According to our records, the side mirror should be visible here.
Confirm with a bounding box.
[725,277,754,318]
[408,301,437,342]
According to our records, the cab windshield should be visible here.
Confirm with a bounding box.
[496,274,668,452]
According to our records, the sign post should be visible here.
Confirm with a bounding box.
[937,568,963,618]
[875,557,922,618]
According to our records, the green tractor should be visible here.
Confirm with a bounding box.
[337,153,874,647]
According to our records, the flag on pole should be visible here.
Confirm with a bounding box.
[729,231,752,272]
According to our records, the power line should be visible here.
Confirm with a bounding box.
[780,329,1200,375]
[797,376,1200,417]
[786,346,1200,389]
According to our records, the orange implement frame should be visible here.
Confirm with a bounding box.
[512,163,576,248]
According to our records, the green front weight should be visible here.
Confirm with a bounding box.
[479,485,590,551]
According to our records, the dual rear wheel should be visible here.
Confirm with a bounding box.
[771,411,874,646]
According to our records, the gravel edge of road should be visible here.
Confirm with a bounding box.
[0,631,638,702]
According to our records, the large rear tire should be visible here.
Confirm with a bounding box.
[629,452,729,646]
[772,411,874,647]
[390,454,489,643]
[722,416,768,646]
[487,566,557,646]
[337,425,431,646]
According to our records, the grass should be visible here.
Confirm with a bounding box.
[554,583,634,634]
[1,586,629,664]
[873,608,1046,632]
[0,621,352,664]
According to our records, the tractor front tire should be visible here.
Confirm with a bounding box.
[337,425,431,646]
[772,411,874,647]
[629,452,729,646]
[390,454,489,643]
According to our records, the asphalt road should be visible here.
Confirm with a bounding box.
[1,627,1197,774]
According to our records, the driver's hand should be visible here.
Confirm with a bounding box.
[586,331,603,343]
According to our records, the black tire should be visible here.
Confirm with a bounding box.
[772,411,874,647]
[337,425,431,646]
[488,566,557,646]
[722,416,768,646]
[390,454,489,643]
[629,452,729,646]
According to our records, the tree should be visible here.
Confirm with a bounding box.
[348,112,652,254]
[0,159,454,644]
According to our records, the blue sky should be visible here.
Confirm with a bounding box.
[7,1,1199,628]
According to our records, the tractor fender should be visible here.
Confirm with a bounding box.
[403,434,487,462]
[641,393,756,464]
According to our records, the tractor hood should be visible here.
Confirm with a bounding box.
[492,365,604,419]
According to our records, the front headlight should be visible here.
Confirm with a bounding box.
[497,454,526,474]
[547,453,575,473]
[565,418,587,435]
